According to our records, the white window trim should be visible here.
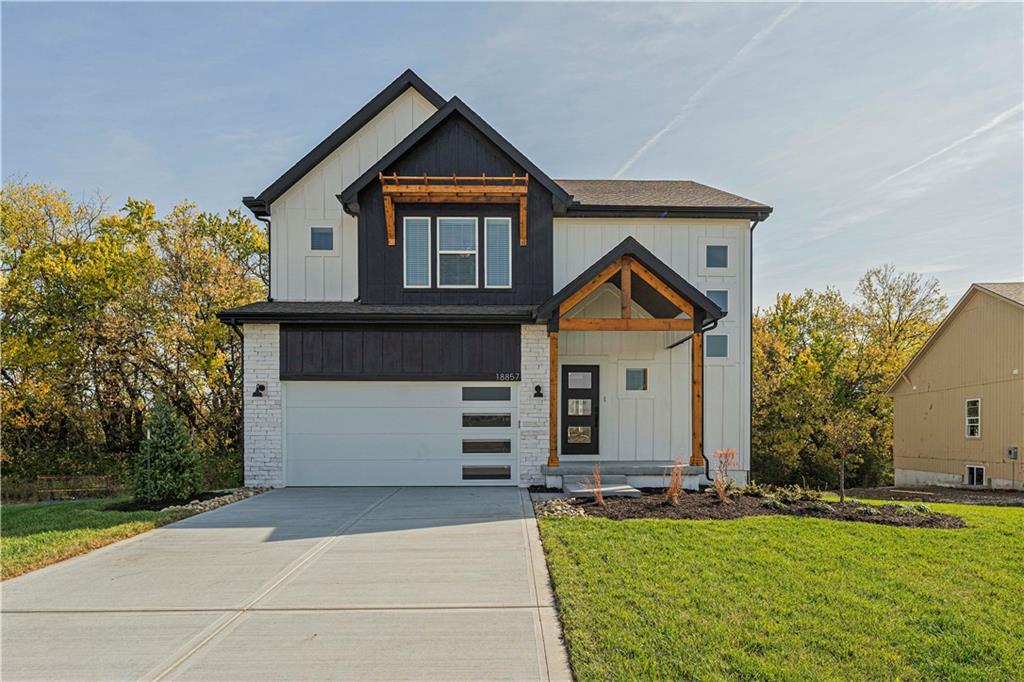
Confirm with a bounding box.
[403,216,431,289]
[308,225,337,254]
[437,217,479,288]
[484,217,513,289]
[965,398,981,439]
[705,244,729,269]
[965,464,985,486]
[624,367,650,393]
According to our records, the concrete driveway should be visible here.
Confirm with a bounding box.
[1,487,571,681]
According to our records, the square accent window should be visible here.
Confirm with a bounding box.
[403,217,430,287]
[568,399,592,416]
[625,368,648,391]
[567,372,592,390]
[706,335,728,358]
[567,426,592,444]
[706,244,728,268]
[484,217,512,288]
[965,399,981,438]
[310,227,334,251]
[438,217,478,287]
[707,290,728,313]
[966,465,984,486]
[462,413,512,428]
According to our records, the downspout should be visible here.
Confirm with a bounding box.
[748,219,760,484]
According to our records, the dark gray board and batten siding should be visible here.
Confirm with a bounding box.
[357,113,554,306]
[280,324,521,381]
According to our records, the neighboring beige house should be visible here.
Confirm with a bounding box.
[887,283,1023,490]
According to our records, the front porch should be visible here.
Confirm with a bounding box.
[534,237,727,491]
[541,460,707,492]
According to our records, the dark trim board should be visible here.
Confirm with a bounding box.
[280,323,521,381]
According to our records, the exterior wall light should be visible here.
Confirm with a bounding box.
[534,385,543,398]
[252,383,266,397]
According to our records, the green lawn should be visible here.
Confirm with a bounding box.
[539,501,1024,681]
[1,499,194,580]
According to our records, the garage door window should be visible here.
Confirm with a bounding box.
[462,386,511,401]
[462,465,512,480]
[462,439,512,454]
[463,413,512,427]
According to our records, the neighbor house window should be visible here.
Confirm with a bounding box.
[706,244,728,268]
[310,227,334,251]
[965,399,981,438]
[403,217,431,288]
[625,368,648,391]
[437,217,478,287]
[707,289,729,313]
[966,465,985,486]
[706,334,728,358]
[484,217,512,288]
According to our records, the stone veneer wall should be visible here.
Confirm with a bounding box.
[518,324,551,486]
[243,323,285,487]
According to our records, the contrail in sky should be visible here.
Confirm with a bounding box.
[870,102,1023,189]
[613,3,800,179]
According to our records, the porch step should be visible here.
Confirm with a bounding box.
[563,475,641,498]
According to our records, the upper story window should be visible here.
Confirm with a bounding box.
[965,399,981,438]
[403,217,431,288]
[706,244,728,268]
[707,289,728,313]
[484,218,512,288]
[310,227,334,251]
[437,217,478,288]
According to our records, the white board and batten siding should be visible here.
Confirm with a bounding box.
[269,88,438,301]
[554,217,752,472]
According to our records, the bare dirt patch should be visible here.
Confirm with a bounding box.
[844,486,1024,507]
[539,491,965,529]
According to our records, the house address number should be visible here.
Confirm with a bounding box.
[495,373,521,381]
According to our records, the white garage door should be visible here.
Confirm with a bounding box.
[283,381,518,486]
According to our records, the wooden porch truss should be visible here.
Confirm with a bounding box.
[379,173,529,247]
[547,253,705,469]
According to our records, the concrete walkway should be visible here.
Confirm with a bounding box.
[1,487,572,681]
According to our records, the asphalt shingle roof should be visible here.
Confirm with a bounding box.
[556,179,769,210]
[975,282,1024,306]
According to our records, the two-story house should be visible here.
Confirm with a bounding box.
[218,70,772,490]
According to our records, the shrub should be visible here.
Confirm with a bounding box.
[806,501,834,514]
[740,483,822,503]
[666,459,684,506]
[911,503,932,515]
[590,465,606,508]
[133,399,203,503]
[761,498,786,510]
[856,505,881,516]
[712,448,737,503]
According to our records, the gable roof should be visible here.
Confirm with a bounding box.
[338,97,572,212]
[885,282,1024,395]
[557,179,771,220]
[242,69,446,218]
[974,282,1024,308]
[535,236,725,323]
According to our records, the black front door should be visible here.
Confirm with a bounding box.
[561,365,599,455]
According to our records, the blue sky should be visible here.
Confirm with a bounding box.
[3,2,1021,307]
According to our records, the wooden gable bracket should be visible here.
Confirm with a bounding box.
[379,173,529,246]
[556,255,695,331]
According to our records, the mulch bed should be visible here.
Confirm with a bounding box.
[548,492,965,529]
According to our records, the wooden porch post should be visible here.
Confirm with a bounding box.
[690,332,704,466]
[620,256,632,319]
[548,332,560,467]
